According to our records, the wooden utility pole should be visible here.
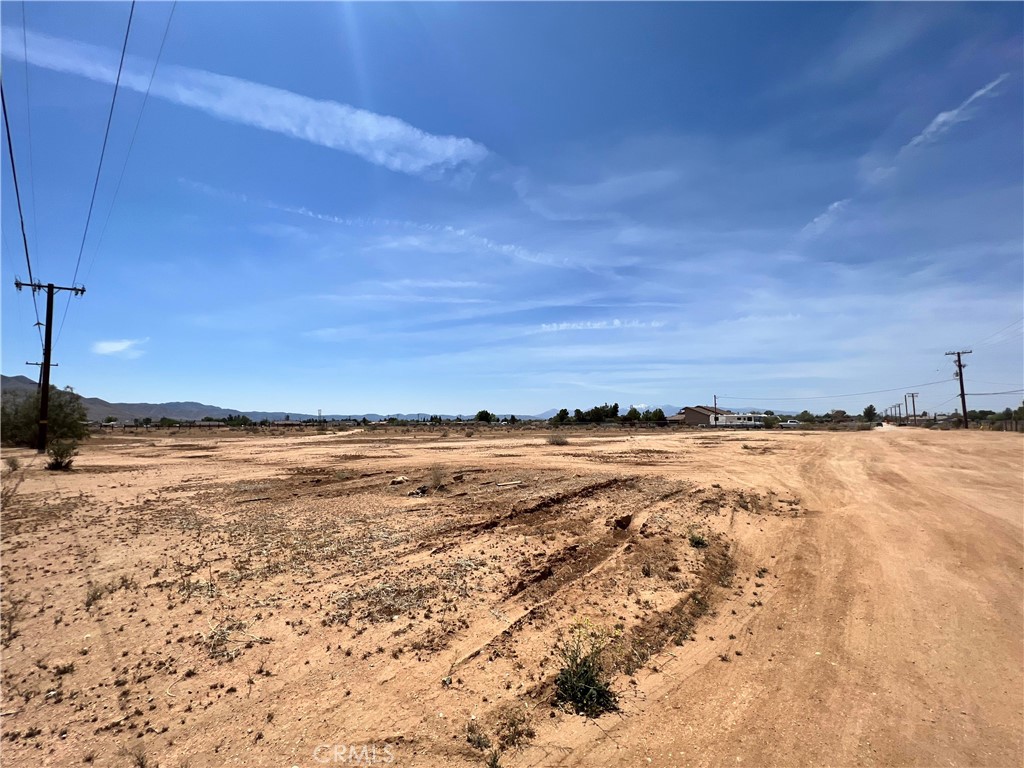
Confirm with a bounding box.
[14,281,86,452]
[908,392,919,425]
[945,350,972,429]
[713,394,719,428]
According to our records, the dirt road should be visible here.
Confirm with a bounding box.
[526,427,1023,767]
[1,426,1020,767]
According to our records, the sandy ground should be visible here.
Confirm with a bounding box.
[0,425,1021,767]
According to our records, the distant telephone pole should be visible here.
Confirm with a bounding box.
[14,281,86,452]
[713,394,719,427]
[945,350,972,429]
[907,392,919,426]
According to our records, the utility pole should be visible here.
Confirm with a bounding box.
[904,394,909,425]
[907,392,919,426]
[14,281,86,452]
[713,394,719,428]
[896,403,903,425]
[945,350,972,429]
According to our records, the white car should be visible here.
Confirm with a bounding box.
[779,420,803,428]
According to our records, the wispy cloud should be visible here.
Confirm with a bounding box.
[799,199,850,240]
[539,319,665,333]
[801,72,1011,239]
[514,169,677,222]
[91,338,148,358]
[813,10,939,85]
[5,28,488,177]
[375,279,484,290]
[902,73,1010,151]
[180,177,579,270]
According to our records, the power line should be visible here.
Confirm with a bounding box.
[973,317,1024,348]
[21,0,41,274]
[57,0,136,341]
[717,378,952,402]
[965,390,1024,396]
[84,0,177,286]
[1,80,44,348]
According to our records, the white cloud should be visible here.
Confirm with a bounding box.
[539,319,665,332]
[804,74,1012,242]
[799,198,850,240]
[6,29,488,177]
[91,338,148,358]
[902,73,1010,152]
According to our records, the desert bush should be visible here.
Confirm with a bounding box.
[3,456,20,472]
[45,440,78,471]
[553,622,618,716]
[84,582,105,610]
[466,721,491,751]
[464,429,475,437]
[688,532,709,549]
[493,705,536,750]
[547,434,569,446]
[429,465,445,489]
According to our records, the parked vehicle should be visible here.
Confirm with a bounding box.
[779,420,803,428]
[716,413,766,428]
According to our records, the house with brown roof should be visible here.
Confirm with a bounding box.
[667,405,732,427]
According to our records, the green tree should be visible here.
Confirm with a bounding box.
[647,408,667,425]
[795,410,815,423]
[475,410,494,423]
[1,385,89,447]
[863,404,878,422]
[623,406,642,422]
[549,408,571,426]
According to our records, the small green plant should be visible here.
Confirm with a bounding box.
[688,532,709,549]
[466,721,491,752]
[547,434,569,446]
[84,582,105,610]
[484,751,502,768]
[118,744,149,768]
[494,705,535,750]
[45,440,78,471]
[553,621,618,717]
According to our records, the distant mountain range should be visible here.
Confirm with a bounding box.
[1,375,686,423]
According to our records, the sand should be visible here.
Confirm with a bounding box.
[1,424,1020,767]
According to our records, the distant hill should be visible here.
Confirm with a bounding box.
[1,375,549,423]
[2,376,753,423]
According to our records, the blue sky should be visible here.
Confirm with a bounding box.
[2,2,1022,416]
